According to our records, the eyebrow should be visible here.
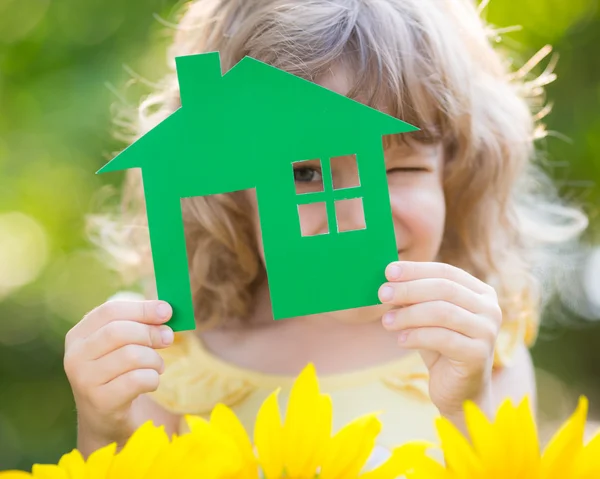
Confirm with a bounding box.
[385,144,440,165]
[386,143,432,158]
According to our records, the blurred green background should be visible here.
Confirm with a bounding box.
[0,0,599,470]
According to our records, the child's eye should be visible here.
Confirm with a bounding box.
[387,167,429,174]
[294,167,322,183]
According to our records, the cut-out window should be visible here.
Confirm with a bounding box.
[292,159,324,194]
[298,203,328,236]
[331,154,360,190]
[292,154,364,236]
[335,198,366,233]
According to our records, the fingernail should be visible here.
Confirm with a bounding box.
[157,302,172,319]
[379,286,394,302]
[160,327,174,345]
[383,312,395,326]
[388,264,401,280]
[399,331,409,343]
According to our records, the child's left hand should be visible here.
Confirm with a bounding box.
[378,261,502,420]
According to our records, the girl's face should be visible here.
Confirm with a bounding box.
[245,68,446,323]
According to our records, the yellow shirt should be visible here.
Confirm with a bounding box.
[150,307,537,448]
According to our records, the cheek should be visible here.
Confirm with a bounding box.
[297,203,329,236]
[389,182,446,258]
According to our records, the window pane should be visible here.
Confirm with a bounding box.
[292,159,324,194]
[331,154,360,190]
[334,198,366,233]
[298,202,328,236]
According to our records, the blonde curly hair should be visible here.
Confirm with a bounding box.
[89,0,587,349]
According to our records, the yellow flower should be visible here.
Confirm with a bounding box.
[252,363,430,479]
[573,426,600,479]
[411,395,600,479]
[0,363,428,479]
[0,419,240,479]
[191,363,429,479]
[254,363,333,478]
[0,442,117,479]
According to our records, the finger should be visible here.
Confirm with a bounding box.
[398,327,492,365]
[382,302,498,342]
[69,300,173,342]
[95,369,160,412]
[385,261,495,296]
[81,320,174,361]
[379,278,483,313]
[93,345,165,386]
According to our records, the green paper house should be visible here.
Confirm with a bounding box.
[98,52,418,331]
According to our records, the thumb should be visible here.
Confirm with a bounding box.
[418,350,441,370]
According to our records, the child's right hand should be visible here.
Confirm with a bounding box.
[64,300,174,448]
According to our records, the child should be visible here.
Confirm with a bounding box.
[65,0,588,457]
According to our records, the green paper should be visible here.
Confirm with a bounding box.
[97,52,418,331]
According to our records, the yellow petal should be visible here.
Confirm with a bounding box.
[282,364,332,478]
[144,434,210,479]
[319,413,381,479]
[573,429,600,479]
[143,434,192,479]
[30,465,67,479]
[513,396,541,477]
[56,450,85,479]
[0,473,33,479]
[306,394,333,473]
[86,443,117,479]
[394,454,449,479]
[464,400,497,463]
[254,390,284,479]
[185,414,242,457]
[184,415,244,477]
[434,416,483,477]
[210,404,258,477]
[184,414,210,433]
[146,432,237,479]
[462,397,539,478]
[541,396,588,479]
[486,397,527,477]
[360,441,436,479]
[108,421,169,479]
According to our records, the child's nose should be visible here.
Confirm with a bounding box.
[335,197,366,233]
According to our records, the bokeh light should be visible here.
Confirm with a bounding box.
[583,247,600,315]
[485,0,594,43]
[0,212,48,299]
[43,250,116,327]
[0,0,50,45]
[54,0,125,46]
